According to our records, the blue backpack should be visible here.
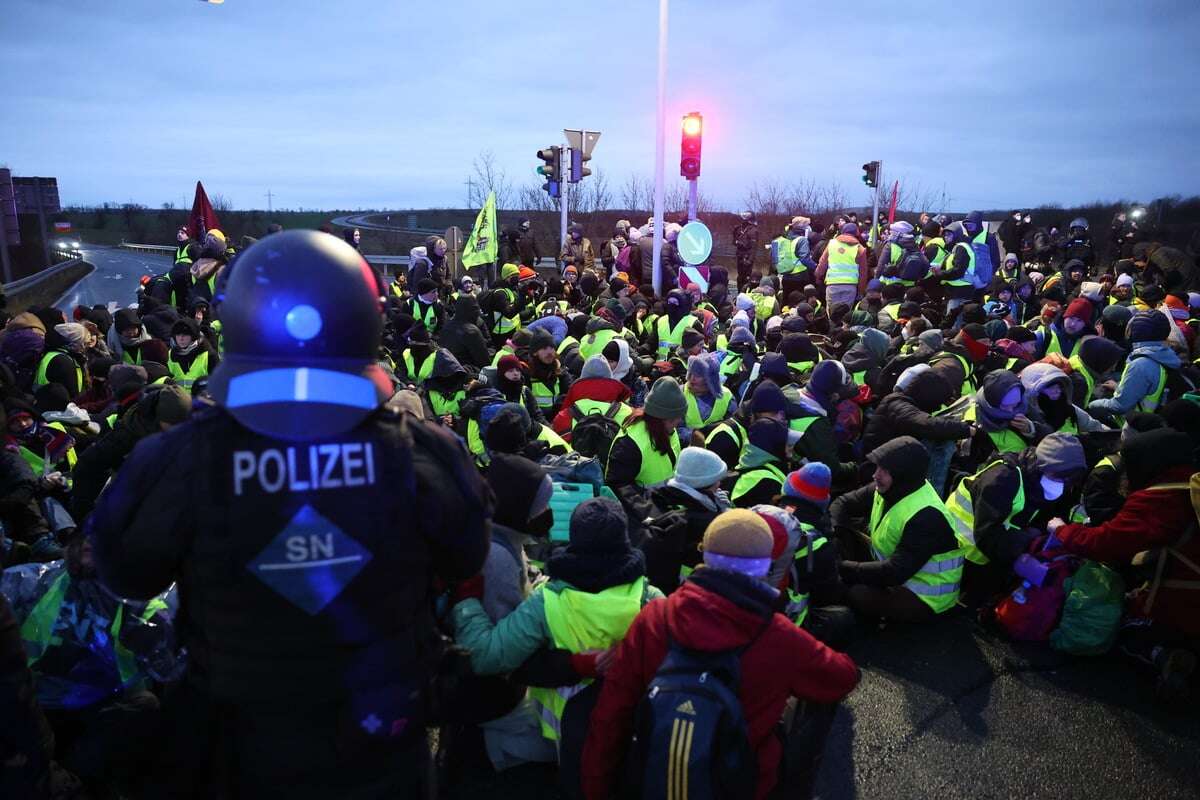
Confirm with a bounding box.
[969,235,995,290]
[627,632,762,800]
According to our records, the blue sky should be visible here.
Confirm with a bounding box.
[2,0,1198,212]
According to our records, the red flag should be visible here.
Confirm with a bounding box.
[188,181,222,239]
[887,181,900,224]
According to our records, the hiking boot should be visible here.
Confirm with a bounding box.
[1154,648,1197,701]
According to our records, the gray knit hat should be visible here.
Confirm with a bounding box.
[644,376,688,419]
[674,447,729,488]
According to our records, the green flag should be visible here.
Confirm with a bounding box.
[462,192,497,268]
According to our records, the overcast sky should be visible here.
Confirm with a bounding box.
[3,0,1198,212]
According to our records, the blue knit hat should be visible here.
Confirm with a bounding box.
[783,462,832,508]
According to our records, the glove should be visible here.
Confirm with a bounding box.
[451,574,485,605]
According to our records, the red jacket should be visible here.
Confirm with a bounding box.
[581,573,859,800]
[551,376,632,434]
[1057,465,1200,635]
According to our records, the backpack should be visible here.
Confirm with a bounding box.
[1049,560,1125,655]
[569,401,623,459]
[626,633,761,800]
[969,238,996,290]
[993,554,1078,642]
[898,250,931,283]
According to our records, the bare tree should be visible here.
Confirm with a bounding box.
[619,173,652,213]
[581,169,613,214]
[466,149,514,210]
[211,194,232,212]
[744,180,788,217]
[518,180,558,213]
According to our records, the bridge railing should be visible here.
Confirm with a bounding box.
[119,241,560,278]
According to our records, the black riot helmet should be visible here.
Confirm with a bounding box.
[208,230,392,441]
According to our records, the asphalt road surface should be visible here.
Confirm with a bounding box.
[448,610,1200,800]
[54,245,169,312]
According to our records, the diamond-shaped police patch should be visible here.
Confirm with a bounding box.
[247,504,372,615]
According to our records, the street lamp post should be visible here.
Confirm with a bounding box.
[652,0,668,298]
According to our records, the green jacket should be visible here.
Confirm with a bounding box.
[453,578,663,676]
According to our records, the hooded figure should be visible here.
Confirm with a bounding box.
[681,353,734,438]
[832,435,963,622]
[839,328,889,394]
[439,293,492,370]
[420,348,471,422]
[862,370,970,455]
[1088,310,1181,418]
[1019,363,1108,435]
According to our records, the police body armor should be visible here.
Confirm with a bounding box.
[186,408,437,711]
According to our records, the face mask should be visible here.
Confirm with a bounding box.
[1040,475,1065,500]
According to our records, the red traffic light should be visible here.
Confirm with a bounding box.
[680,112,703,179]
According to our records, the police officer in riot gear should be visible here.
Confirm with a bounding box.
[88,230,491,798]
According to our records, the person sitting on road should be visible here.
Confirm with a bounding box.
[581,509,860,800]
[832,436,966,623]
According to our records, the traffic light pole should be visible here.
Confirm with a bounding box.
[687,178,697,222]
[870,160,883,249]
[559,144,568,257]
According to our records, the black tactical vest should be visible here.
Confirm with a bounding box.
[183,407,436,729]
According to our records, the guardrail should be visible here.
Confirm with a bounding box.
[119,241,561,275]
[120,241,176,256]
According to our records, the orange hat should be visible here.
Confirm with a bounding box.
[518,266,537,281]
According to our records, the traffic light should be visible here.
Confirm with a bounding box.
[537,146,561,198]
[569,148,591,183]
[861,161,879,188]
[680,112,703,179]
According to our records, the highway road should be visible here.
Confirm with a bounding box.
[329,212,442,236]
[54,245,169,313]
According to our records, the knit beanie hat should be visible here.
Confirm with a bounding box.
[1064,298,1093,323]
[674,447,729,489]
[701,510,774,578]
[154,385,192,426]
[808,360,850,399]
[645,376,688,419]
[497,354,523,375]
[483,403,531,453]
[1128,310,1171,343]
[568,497,631,554]
[783,462,832,508]
[749,380,787,415]
[580,355,613,380]
[728,326,756,348]
[1101,303,1133,328]
[757,353,789,384]
[53,322,89,353]
[109,364,148,399]
[529,328,555,354]
[500,263,521,281]
[680,329,705,351]
[747,418,788,460]
[1114,273,1134,288]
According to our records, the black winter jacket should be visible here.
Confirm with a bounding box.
[439,296,493,371]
